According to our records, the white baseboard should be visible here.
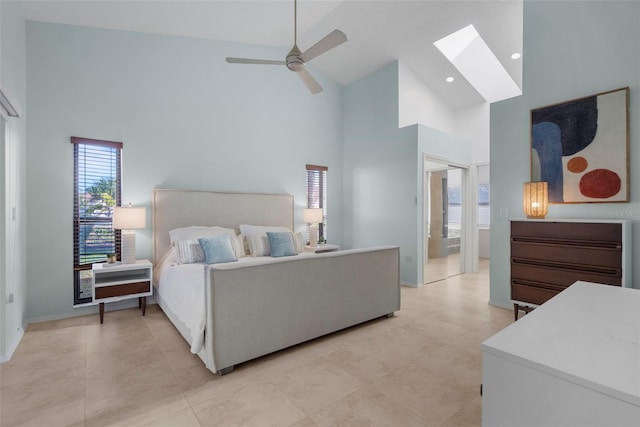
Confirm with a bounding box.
[0,326,25,364]
[2,298,158,362]
[401,281,421,288]
[28,298,157,325]
[488,299,512,310]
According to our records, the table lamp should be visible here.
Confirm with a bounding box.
[303,208,323,248]
[113,205,146,264]
[523,182,548,219]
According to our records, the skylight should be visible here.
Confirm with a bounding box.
[434,24,521,103]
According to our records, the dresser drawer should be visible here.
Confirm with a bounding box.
[511,240,622,268]
[511,221,621,242]
[511,261,622,287]
[511,280,565,305]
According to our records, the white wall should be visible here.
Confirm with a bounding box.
[398,62,455,133]
[397,61,490,165]
[0,0,27,361]
[26,22,345,321]
[490,0,640,307]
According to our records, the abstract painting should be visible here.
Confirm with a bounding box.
[531,87,629,203]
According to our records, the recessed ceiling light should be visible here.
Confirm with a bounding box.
[511,52,521,60]
[446,76,455,83]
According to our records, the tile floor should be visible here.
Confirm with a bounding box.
[0,260,513,426]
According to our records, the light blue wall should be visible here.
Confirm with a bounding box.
[343,62,420,285]
[342,61,474,286]
[0,2,27,360]
[490,0,640,307]
[0,0,27,360]
[26,22,344,320]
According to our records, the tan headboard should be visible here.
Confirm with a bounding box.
[153,189,294,265]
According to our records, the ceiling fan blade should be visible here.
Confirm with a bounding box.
[225,57,286,65]
[298,69,323,94]
[301,29,347,62]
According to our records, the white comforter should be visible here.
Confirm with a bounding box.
[157,262,207,353]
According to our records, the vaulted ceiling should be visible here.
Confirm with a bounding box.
[24,0,523,109]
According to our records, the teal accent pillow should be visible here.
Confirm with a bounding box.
[267,232,297,257]
[198,235,238,264]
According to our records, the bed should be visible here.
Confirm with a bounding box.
[153,188,401,375]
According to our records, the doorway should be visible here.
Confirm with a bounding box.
[424,159,467,284]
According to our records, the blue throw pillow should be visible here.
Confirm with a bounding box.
[266,232,297,257]
[198,235,238,264]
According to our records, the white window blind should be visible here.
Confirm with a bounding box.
[306,164,327,241]
[72,136,122,304]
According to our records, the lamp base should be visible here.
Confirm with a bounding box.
[308,224,318,248]
[121,230,136,264]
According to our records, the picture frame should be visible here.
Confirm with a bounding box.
[530,87,629,203]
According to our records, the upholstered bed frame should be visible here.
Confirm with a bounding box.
[153,188,400,374]
[153,188,294,265]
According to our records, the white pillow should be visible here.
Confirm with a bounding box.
[245,234,268,257]
[239,225,293,256]
[245,232,304,257]
[174,239,205,264]
[238,235,251,256]
[229,234,246,259]
[169,226,237,244]
[293,232,305,253]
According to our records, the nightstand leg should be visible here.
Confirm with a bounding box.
[141,297,146,316]
[99,302,105,324]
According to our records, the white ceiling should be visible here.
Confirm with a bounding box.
[23,0,523,109]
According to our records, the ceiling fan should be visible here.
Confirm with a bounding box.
[225,0,347,94]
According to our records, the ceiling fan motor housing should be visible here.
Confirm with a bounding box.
[286,45,305,72]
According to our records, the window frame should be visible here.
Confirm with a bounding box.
[305,164,328,242]
[71,136,122,305]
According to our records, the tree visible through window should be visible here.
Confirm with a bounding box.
[306,164,327,242]
[72,137,122,305]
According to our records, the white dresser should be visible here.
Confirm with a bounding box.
[482,281,640,426]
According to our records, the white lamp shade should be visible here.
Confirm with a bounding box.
[113,206,146,230]
[303,208,323,224]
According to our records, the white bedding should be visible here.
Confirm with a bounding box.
[156,252,317,354]
[157,262,207,353]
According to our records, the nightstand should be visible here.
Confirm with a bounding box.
[304,244,340,253]
[92,259,153,324]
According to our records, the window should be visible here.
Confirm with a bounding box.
[478,184,490,227]
[305,164,327,242]
[72,137,122,305]
[477,164,490,228]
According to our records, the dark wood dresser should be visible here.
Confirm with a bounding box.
[510,219,632,320]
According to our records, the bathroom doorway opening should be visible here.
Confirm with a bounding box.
[424,159,467,284]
